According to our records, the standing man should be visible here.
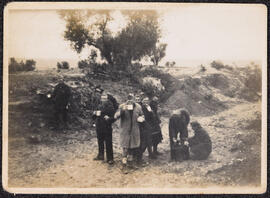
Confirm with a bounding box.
[114,93,144,167]
[139,97,156,160]
[150,96,163,156]
[52,78,71,130]
[92,92,115,165]
[168,108,190,161]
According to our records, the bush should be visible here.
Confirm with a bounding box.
[141,82,161,98]
[211,61,233,71]
[200,64,206,72]
[9,58,36,73]
[136,66,178,102]
[57,61,70,69]
[210,61,224,70]
[165,61,176,68]
[245,65,262,93]
[78,60,89,69]
[126,63,143,84]
[24,60,36,71]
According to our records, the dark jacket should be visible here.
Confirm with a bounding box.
[141,105,155,133]
[52,82,71,110]
[149,101,161,132]
[107,94,119,114]
[92,100,115,133]
[140,104,155,147]
[169,109,190,142]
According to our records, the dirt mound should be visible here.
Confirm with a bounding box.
[164,75,228,116]
[164,66,261,116]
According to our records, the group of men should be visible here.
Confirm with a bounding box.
[92,91,163,167]
[51,79,212,169]
[91,89,212,168]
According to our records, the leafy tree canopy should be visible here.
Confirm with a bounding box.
[59,10,162,70]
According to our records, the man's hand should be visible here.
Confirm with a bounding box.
[114,111,120,119]
[172,137,177,143]
[137,116,145,123]
[146,105,152,112]
[104,115,110,120]
[184,141,189,146]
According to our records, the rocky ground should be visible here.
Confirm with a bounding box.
[7,66,262,189]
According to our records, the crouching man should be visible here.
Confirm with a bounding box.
[169,108,190,161]
[188,121,212,160]
[92,92,115,165]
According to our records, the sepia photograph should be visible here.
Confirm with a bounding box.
[2,2,267,194]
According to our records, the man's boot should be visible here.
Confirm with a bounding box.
[93,155,104,161]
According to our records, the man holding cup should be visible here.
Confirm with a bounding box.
[92,92,115,165]
[114,93,144,167]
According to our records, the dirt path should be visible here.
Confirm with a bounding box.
[8,102,261,188]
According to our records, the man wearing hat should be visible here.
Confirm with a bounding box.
[188,121,212,160]
[92,92,116,165]
[114,93,144,167]
[92,86,118,114]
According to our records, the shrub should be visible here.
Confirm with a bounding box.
[78,60,89,69]
[200,64,206,72]
[245,65,262,93]
[211,61,233,71]
[24,59,36,71]
[141,82,158,98]
[126,63,143,84]
[9,58,36,73]
[165,61,176,68]
[138,66,177,102]
[210,61,224,70]
[57,61,70,69]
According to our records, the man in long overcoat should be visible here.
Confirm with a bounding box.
[188,121,212,160]
[114,93,144,165]
[169,108,190,161]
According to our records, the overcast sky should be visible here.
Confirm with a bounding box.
[7,4,266,68]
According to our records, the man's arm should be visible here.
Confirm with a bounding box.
[104,102,116,124]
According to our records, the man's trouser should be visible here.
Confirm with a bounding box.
[97,130,113,161]
[138,128,153,160]
[54,107,68,127]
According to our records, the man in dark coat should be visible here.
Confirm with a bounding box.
[92,92,116,165]
[169,108,190,161]
[52,79,71,130]
[150,96,163,156]
[107,93,119,114]
[188,121,212,160]
[138,97,156,161]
